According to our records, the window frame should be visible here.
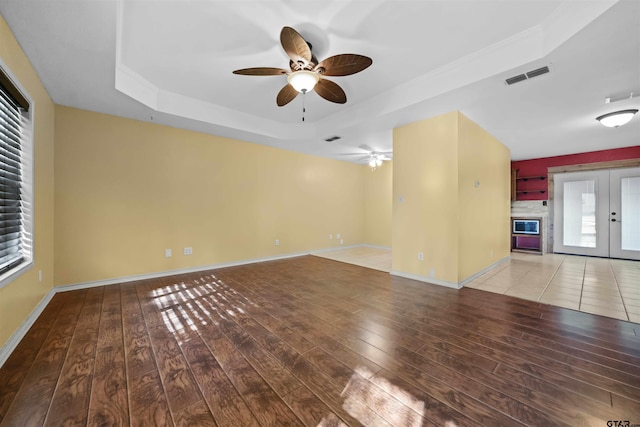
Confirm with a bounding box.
[0,59,34,289]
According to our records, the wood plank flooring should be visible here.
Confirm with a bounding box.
[1,255,639,426]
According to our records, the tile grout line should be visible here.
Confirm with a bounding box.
[577,258,587,311]
[536,255,566,303]
[610,260,631,322]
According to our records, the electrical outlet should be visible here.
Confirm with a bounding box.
[183,247,192,256]
[336,233,341,239]
[38,270,42,282]
[340,239,344,245]
[329,234,332,240]
[275,239,279,246]
[165,249,172,258]
[418,252,424,261]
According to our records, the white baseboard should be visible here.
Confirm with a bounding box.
[390,270,463,289]
[460,256,510,287]
[390,256,510,289]
[0,289,55,368]
[55,250,323,293]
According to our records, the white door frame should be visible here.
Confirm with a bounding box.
[553,167,640,260]
[610,167,640,260]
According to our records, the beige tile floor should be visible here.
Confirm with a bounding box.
[312,246,392,272]
[467,252,640,322]
[313,246,640,323]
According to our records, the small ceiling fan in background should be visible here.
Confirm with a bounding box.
[339,144,392,168]
[233,27,372,106]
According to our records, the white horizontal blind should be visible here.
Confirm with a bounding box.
[0,81,26,275]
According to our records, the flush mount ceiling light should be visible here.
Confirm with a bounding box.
[596,109,638,127]
[287,70,319,93]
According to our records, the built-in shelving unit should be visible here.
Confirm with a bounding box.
[511,170,547,200]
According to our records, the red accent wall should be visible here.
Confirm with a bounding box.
[511,146,640,200]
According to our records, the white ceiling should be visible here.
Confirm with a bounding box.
[1,0,638,162]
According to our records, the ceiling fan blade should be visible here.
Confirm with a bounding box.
[358,144,374,152]
[315,79,347,104]
[277,84,299,107]
[280,27,312,68]
[315,54,372,76]
[233,67,289,76]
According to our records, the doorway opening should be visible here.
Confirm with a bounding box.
[553,167,640,260]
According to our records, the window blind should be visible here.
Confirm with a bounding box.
[0,80,26,275]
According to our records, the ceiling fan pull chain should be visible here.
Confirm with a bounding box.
[302,91,306,122]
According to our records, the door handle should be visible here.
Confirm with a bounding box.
[611,218,620,222]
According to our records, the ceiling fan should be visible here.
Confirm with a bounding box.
[233,26,372,106]
[340,144,392,167]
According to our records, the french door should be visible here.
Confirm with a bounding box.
[553,167,640,260]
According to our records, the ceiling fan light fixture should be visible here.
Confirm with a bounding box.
[368,155,383,168]
[287,70,319,93]
[596,109,638,127]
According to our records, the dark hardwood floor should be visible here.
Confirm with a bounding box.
[1,255,639,426]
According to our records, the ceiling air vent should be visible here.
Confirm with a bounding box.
[505,74,527,85]
[324,135,341,142]
[505,65,550,85]
[526,66,550,79]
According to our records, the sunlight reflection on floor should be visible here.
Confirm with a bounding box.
[151,274,262,343]
[317,413,349,427]
[341,366,428,427]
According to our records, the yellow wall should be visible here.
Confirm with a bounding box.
[392,111,510,286]
[393,112,460,283]
[0,15,55,348]
[363,161,392,247]
[457,113,511,281]
[54,107,366,285]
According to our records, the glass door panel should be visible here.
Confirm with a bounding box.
[562,180,596,248]
[621,177,640,250]
[553,170,609,257]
